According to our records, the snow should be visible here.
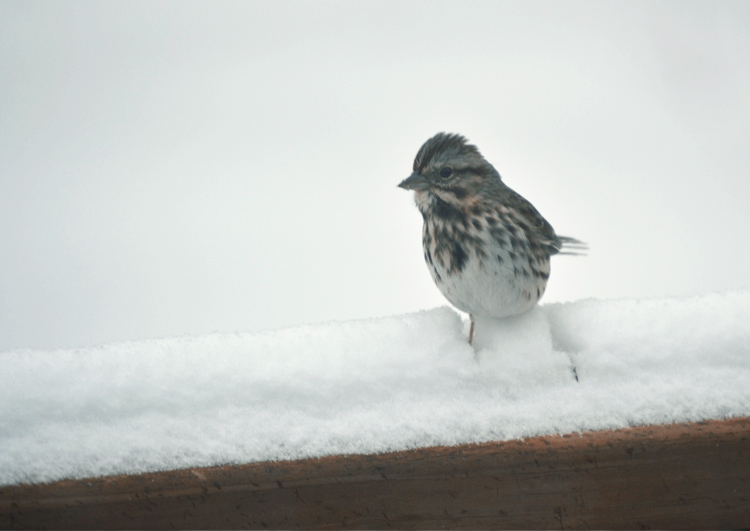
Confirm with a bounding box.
[2,291,749,486]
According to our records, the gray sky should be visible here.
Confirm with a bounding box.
[2,0,749,351]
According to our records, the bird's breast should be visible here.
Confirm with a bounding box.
[422,210,551,318]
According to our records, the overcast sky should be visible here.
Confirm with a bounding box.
[2,0,749,351]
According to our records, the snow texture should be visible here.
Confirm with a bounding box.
[2,291,749,486]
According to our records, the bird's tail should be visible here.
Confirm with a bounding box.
[556,236,588,256]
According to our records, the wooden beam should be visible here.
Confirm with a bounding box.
[1,418,749,529]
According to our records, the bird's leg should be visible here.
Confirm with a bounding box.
[469,314,475,345]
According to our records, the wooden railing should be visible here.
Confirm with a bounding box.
[1,417,748,529]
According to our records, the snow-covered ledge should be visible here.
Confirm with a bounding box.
[1,291,749,527]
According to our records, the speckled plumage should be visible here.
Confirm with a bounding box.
[399,133,584,344]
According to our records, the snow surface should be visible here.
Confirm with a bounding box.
[2,291,749,486]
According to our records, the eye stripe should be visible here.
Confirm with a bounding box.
[455,167,481,175]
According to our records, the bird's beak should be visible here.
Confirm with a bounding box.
[398,172,430,191]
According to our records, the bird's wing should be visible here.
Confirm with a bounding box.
[505,191,587,256]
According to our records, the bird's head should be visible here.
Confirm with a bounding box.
[398,133,501,206]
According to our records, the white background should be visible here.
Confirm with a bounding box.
[2,1,749,351]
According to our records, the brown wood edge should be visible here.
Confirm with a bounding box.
[1,417,749,529]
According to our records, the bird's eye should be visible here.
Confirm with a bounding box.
[440,167,453,179]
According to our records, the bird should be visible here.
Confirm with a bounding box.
[399,133,585,345]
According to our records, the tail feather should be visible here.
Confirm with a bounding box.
[555,236,588,256]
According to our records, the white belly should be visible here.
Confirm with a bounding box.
[425,226,549,318]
